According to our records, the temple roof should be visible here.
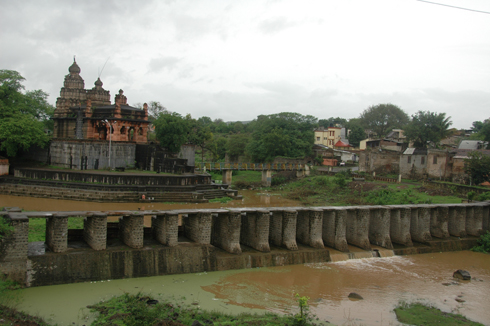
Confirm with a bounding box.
[69,59,81,74]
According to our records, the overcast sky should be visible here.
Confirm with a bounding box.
[1,0,489,129]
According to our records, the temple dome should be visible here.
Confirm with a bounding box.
[69,60,81,74]
[94,77,103,87]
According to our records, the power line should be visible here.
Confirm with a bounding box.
[416,0,490,15]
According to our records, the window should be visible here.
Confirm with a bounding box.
[407,156,411,163]
[433,156,437,164]
[316,137,320,141]
[421,157,425,165]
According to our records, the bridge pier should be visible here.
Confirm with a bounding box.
[212,209,242,254]
[483,205,489,232]
[448,205,466,237]
[46,213,69,253]
[119,213,144,249]
[261,170,272,187]
[346,207,371,250]
[222,169,232,185]
[296,208,324,248]
[152,211,178,247]
[83,212,107,250]
[368,207,393,249]
[322,207,348,252]
[410,205,432,243]
[0,213,28,284]
[430,205,450,238]
[184,211,212,244]
[240,209,270,252]
[466,205,483,236]
[269,209,298,250]
[389,206,413,247]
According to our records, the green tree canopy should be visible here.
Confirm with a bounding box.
[246,112,317,162]
[152,112,192,152]
[226,133,250,160]
[318,117,347,128]
[359,103,409,138]
[464,151,490,185]
[404,111,452,148]
[0,70,53,157]
[347,124,366,148]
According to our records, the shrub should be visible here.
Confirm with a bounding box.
[0,217,14,241]
[471,231,490,253]
[333,173,347,188]
[476,192,490,201]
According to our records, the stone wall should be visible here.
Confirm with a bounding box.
[1,202,489,287]
[50,140,136,170]
[358,150,400,174]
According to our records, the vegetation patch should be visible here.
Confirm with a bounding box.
[87,293,322,326]
[394,302,484,326]
[28,217,84,242]
[209,197,233,204]
[0,217,14,241]
[471,231,490,254]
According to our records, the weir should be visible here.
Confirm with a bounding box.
[1,202,489,287]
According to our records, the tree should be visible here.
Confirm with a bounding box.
[347,125,366,148]
[152,112,191,152]
[404,111,452,148]
[464,151,490,185]
[246,112,317,162]
[469,121,490,148]
[359,103,409,138]
[226,133,250,160]
[188,118,213,162]
[318,117,347,128]
[0,70,53,156]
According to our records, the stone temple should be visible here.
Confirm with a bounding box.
[53,59,150,143]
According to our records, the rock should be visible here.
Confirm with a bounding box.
[348,292,363,300]
[191,321,203,326]
[146,299,159,305]
[453,270,471,280]
[455,298,466,303]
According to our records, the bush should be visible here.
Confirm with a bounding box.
[471,231,490,253]
[333,173,347,188]
[271,176,286,186]
[0,217,13,241]
[476,192,490,201]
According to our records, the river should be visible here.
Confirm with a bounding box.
[2,195,490,325]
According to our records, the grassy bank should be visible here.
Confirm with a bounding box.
[275,174,464,206]
[394,302,484,326]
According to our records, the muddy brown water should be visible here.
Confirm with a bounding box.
[2,195,490,325]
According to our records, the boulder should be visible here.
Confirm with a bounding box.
[453,270,471,280]
[348,292,364,300]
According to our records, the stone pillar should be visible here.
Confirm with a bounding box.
[296,208,324,248]
[346,207,371,250]
[119,212,144,249]
[152,211,178,247]
[448,205,466,237]
[222,169,232,185]
[261,170,272,187]
[466,205,483,236]
[183,210,212,244]
[368,207,393,249]
[212,209,241,254]
[0,214,29,284]
[389,206,413,247]
[304,164,310,176]
[430,205,450,238]
[45,213,69,253]
[410,205,432,243]
[483,205,489,232]
[240,209,270,252]
[270,209,298,250]
[83,212,107,250]
[322,207,348,252]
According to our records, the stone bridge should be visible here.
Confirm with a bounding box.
[1,202,488,286]
[197,162,311,186]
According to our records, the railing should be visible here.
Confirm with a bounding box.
[197,162,307,171]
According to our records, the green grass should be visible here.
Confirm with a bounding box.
[231,171,262,188]
[394,303,484,326]
[28,217,84,242]
[275,175,464,206]
[88,293,322,326]
[209,197,234,204]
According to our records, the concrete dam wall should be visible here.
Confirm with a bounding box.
[1,202,489,287]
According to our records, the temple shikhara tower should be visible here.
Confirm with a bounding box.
[53,59,149,143]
